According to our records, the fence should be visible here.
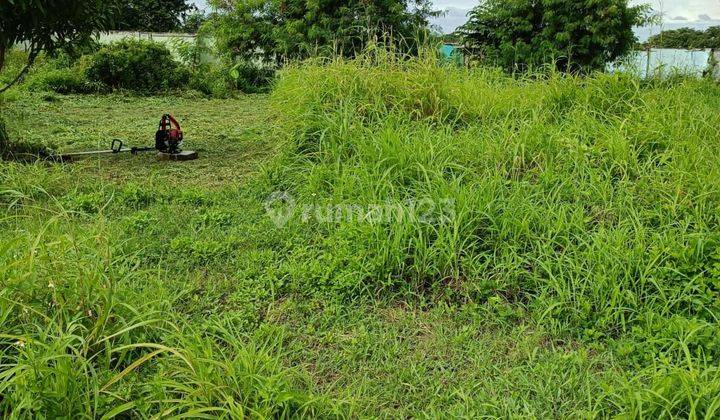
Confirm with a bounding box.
[96,31,220,63]
[98,31,196,45]
[608,48,715,78]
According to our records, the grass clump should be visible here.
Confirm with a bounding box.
[267,48,720,416]
[0,201,325,417]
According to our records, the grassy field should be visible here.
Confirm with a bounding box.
[2,52,720,417]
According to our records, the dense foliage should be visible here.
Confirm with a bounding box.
[86,39,189,92]
[207,0,439,64]
[459,0,649,72]
[646,26,720,49]
[2,41,269,96]
[0,0,119,92]
[111,0,196,32]
[180,10,211,33]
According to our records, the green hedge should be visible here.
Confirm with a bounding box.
[86,39,190,93]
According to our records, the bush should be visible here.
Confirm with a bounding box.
[51,37,102,63]
[86,39,190,93]
[0,49,30,88]
[0,49,96,94]
[188,62,234,97]
[229,61,274,94]
[186,61,274,97]
[28,68,91,94]
[25,56,99,94]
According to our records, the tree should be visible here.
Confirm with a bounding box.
[646,26,720,49]
[181,10,211,33]
[208,0,439,65]
[112,0,195,32]
[0,0,119,93]
[459,0,651,73]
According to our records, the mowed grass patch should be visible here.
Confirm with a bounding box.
[2,92,273,188]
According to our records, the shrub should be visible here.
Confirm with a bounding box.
[25,56,99,94]
[229,60,274,94]
[186,61,274,97]
[0,49,35,89]
[50,38,102,64]
[29,68,91,94]
[86,39,190,93]
[0,49,94,94]
[188,62,235,97]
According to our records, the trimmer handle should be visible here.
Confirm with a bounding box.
[159,114,182,131]
[111,139,124,153]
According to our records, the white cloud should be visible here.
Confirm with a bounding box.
[432,7,471,32]
[632,0,720,41]
[630,0,720,21]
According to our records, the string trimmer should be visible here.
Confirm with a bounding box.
[58,114,198,162]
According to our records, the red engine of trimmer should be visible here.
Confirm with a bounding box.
[155,114,184,154]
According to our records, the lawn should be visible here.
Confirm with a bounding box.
[2,54,720,418]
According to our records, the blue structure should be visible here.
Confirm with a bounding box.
[440,43,464,65]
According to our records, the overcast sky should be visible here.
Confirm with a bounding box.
[193,0,720,39]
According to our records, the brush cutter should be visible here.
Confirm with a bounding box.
[58,114,198,162]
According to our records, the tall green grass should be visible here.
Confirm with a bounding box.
[267,47,720,417]
[0,173,327,417]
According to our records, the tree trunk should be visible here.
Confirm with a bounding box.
[0,44,40,94]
